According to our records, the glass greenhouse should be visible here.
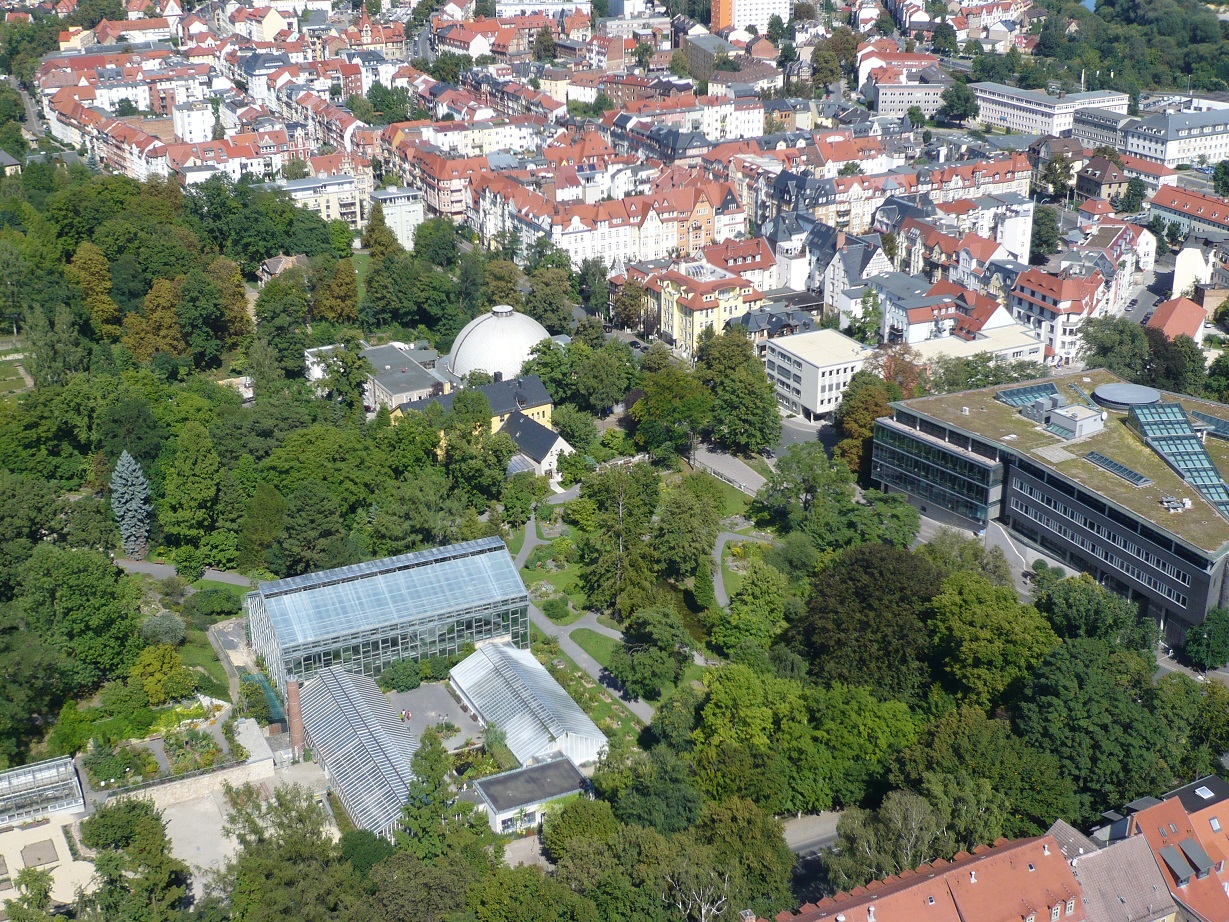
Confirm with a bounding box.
[247,537,530,694]
[0,757,84,826]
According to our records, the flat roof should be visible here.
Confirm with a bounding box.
[970,82,1128,105]
[767,329,872,369]
[250,538,528,649]
[889,369,1229,554]
[1165,775,1229,814]
[364,344,440,395]
[907,327,1043,362]
[473,758,586,814]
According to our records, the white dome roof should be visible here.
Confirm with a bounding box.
[448,305,550,381]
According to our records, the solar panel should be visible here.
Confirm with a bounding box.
[1193,411,1229,441]
[996,382,1060,407]
[1085,451,1153,486]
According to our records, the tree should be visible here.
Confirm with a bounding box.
[577,257,608,314]
[708,361,781,455]
[574,345,634,413]
[362,201,403,261]
[1017,638,1172,824]
[576,464,659,615]
[1032,572,1153,651]
[1184,607,1229,670]
[1214,159,1229,197]
[159,421,221,547]
[278,481,347,576]
[931,21,957,54]
[5,867,55,922]
[810,47,840,86]
[792,544,941,702]
[906,105,928,128]
[713,558,788,652]
[939,82,979,122]
[613,280,646,329]
[110,450,152,559]
[833,371,891,480]
[315,259,359,323]
[632,41,653,68]
[753,441,857,539]
[670,49,689,76]
[630,366,711,460]
[122,278,186,362]
[915,528,1012,586]
[177,268,227,368]
[128,643,194,705]
[1029,205,1061,263]
[397,728,496,864]
[875,11,895,34]
[609,604,691,700]
[825,792,943,890]
[651,482,720,582]
[533,25,556,60]
[79,798,190,922]
[66,240,121,340]
[1040,153,1074,199]
[1078,315,1149,380]
[542,798,620,864]
[320,340,373,415]
[207,255,252,344]
[929,572,1060,707]
[525,267,575,333]
[414,218,457,267]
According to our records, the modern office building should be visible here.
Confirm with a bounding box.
[247,537,531,694]
[969,83,1129,136]
[298,666,417,838]
[763,329,873,421]
[871,370,1229,642]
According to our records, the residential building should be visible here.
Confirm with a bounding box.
[502,411,574,479]
[869,66,952,119]
[871,371,1229,641]
[1125,797,1229,921]
[247,538,531,694]
[1148,185,1229,237]
[370,185,425,249]
[362,342,448,409]
[970,83,1129,136]
[681,33,738,82]
[1146,296,1207,343]
[639,260,764,359]
[711,0,791,31]
[769,835,1083,922]
[1068,835,1178,922]
[762,329,872,420]
[1075,156,1128,203]
[1009,267,1105,365]
[469,760,590,834]
[397,374,554,433]
[1123,108,1229,168]
[450,643,607,765]
[726,302,818,355]
[275,174,363,229]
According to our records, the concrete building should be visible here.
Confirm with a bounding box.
[762,329,872,421]
[370,185,425,250]
[871,371,1229,642]
[1148,185,1229,237]
[1123,108,1229,168]
[681,33,738,82]
[469,759,589,834]
[1071,106,1139,149]
[363,342,448,408]
[171,98,216,143]
[970,83,1129,136]
[711,0,792,33]
[275,174,363,230]
[870,68,952,119]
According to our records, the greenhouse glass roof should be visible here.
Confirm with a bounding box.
[299,667,418,835]
[253,538,527,648]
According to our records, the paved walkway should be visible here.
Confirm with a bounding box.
[692,444,766,495]
[515,515,655,723]
[117,558,256,588]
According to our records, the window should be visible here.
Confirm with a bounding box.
[1213,818,1222,833]
[1066,900,1075,915]
[1050,907,1060,922]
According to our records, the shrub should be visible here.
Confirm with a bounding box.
[182,588,241,623]
[140,612,186,646]
[543,598,571,622]
[377,659,421,692]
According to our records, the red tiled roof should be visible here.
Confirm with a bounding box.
[1146,297,1204,340]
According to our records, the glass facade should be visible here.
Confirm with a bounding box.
[0,757,84,826]
[248,538,530,693]
[872,420,997,524]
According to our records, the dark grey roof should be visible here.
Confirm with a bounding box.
[399,374,551,417]
[500,411,564,462]
[364,345,441,397]
[0,150,19,167]
[473,759,587,814]
[1165,775,1229,815]
[727,306,815,337]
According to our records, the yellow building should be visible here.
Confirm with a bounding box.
[391,374,553,433]
[642,262,763,360]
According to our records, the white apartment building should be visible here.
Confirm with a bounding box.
[172,99,216,143]
[371,186,425,250]
[716,0,793,34]
[763,329,873,421]
[1122,109,1229,168]
[276,175,363,229]
[970,83,1129,137]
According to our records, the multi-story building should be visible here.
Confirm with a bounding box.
[869,67,952,119]
[275,174,364,229]
[871,371,1229,641]
[1071,105,1139,149]
[1009,266,1105,365]
[711,0,791,32]
[970,82,1129,136]
[1148,184,1229,237]
[370,186,425,250]
[681,33,738,81]
[1123,108,1229,168]
[762,329,872,420]
[641,260,764,358]
[247,537,531,694]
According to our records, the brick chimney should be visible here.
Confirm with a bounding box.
[286,679,304,760]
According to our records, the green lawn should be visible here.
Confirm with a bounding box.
[191,578,250,596]
[744,457,774,480]
[181,629,231,701]
[0,358,27,403]
[695,472,753,519]
[571,628,619,669]
[505,523,527,559]
[523,559,586,613]
[721,544,745,600]
[353,251,372,301]
[531,633,642,746]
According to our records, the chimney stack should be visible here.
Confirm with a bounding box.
[286,679,305,760]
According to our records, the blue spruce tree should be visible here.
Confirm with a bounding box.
[110,450,152,559]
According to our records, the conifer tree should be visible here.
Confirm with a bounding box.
[361,202,402,261]
[110,450,152,559]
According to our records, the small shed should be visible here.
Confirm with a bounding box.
[471,758,588,833]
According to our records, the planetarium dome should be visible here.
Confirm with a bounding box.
[447,305,551,382]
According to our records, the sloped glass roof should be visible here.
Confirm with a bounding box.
[252,538,528,648]
[1129,403,1229,519]
[996,382,1060,407]
[299,667,417,836]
